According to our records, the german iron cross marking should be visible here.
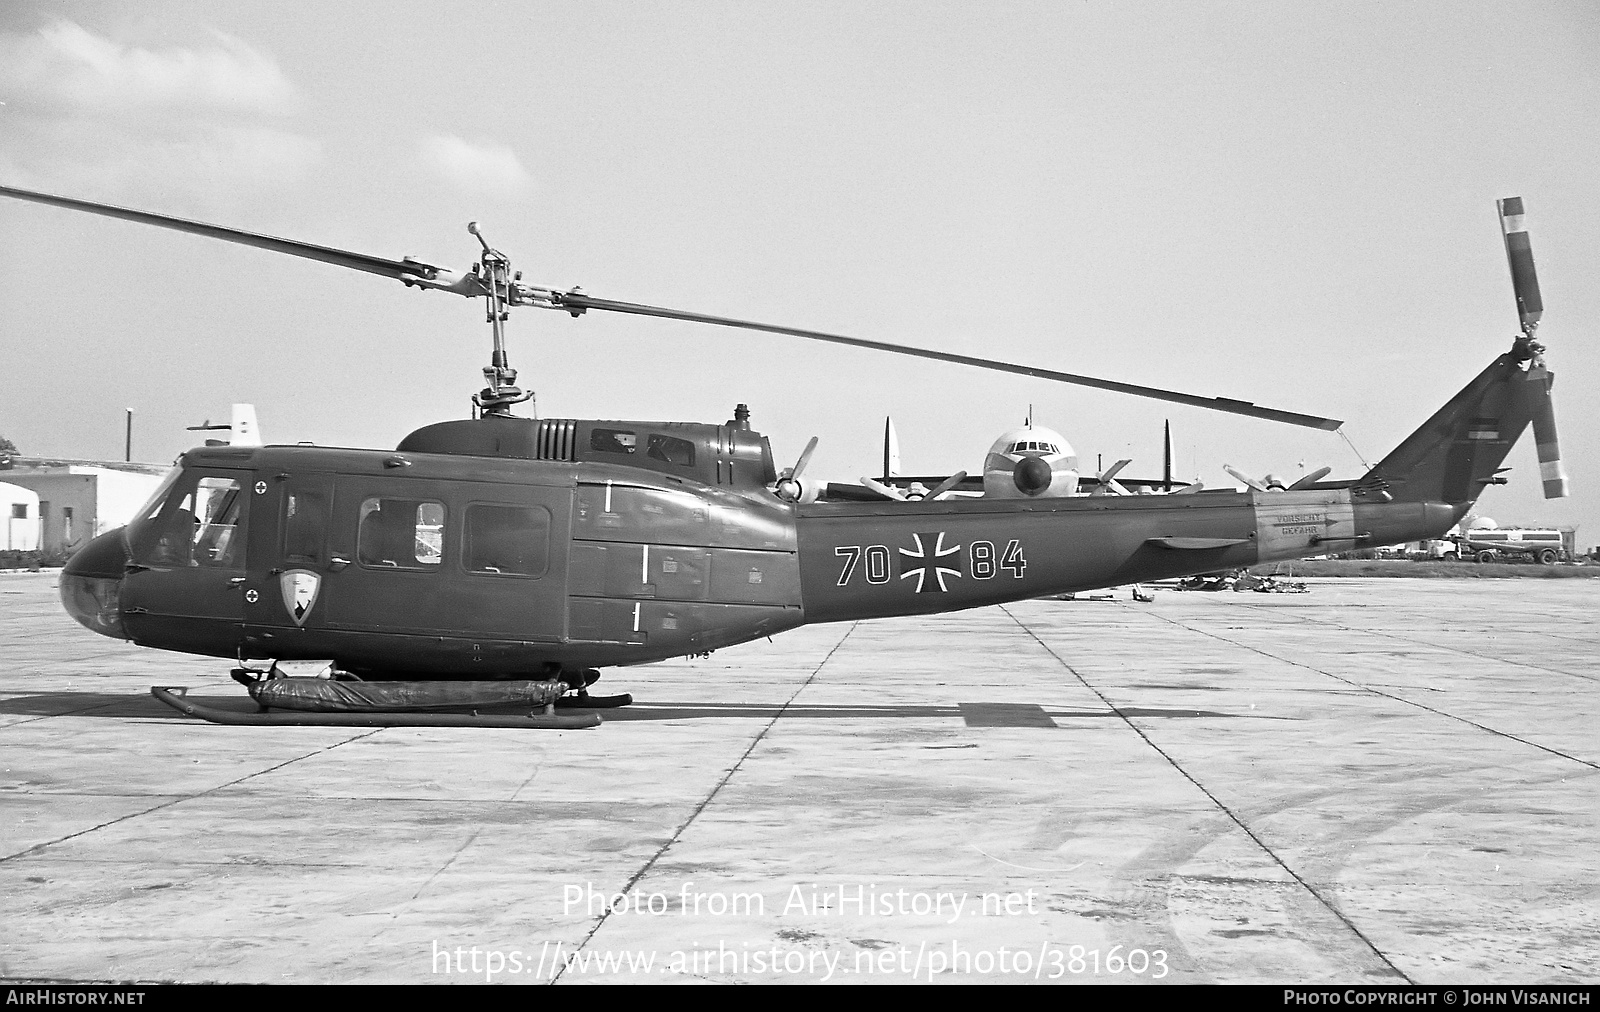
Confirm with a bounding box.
[900,532,962,593]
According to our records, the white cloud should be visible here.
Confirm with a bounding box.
[0,20,295,116]
[0,20,317,200]
[419,135,533,198]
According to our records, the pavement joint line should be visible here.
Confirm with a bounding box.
[999,603,1414,985]
[406,828,484,902]
[1145,609,1600,772]
[0,728,385,865]
[1228,602,1600,685]
[551,621,859,984]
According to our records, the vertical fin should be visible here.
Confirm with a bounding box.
[1163,419,1172,491]
[230,404,262,446]
[882,417,901,480]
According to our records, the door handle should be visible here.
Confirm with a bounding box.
[330,556,351,570]
[228,577,246,588]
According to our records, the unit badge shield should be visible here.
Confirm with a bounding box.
[279,569,322,626]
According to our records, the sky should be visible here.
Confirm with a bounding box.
[2,1,1597,545]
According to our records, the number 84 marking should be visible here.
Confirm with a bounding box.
[835,539,1026,586]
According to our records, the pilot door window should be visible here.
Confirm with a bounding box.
[357,499,444,570]
[464,504,550,577]
[135,475,244,568]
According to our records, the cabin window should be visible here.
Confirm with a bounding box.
[62,506,73,543]
[590,428,638,455]
[10,504,24,519]
[464,504,550,577]
[358,498,444,569]
[283,491,330,565]
[647,434,696,467]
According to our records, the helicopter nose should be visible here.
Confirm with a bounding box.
[1013,455,1053,496]
[59,527,131,640]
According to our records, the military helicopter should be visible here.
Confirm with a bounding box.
[1,185,1568,728]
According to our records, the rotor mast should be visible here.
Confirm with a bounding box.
[467,222,533,416]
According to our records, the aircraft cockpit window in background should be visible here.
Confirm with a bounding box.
[464,504,550,577]
[646,434,696,467]
[1007,441,1058,454]
[133,474,243,567]
[358,498,444,569]
[590,429,638,455]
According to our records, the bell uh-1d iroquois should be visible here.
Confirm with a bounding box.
[1,186,1569,729]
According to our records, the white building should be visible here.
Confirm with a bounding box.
[0,461,170,560]
[2,481,41,552]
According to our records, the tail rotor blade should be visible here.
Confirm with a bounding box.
[1498,197,1544,335]
[1527,365,1569,499]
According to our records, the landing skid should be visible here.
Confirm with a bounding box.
[150,685,602,729]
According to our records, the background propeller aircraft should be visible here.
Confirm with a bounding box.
[0,184,1569,727]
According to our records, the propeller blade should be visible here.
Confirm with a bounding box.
[1091,458,1133,496]
[1526,364,1569,499]
[774,436,821,502]
[0,184,478,296]
[1223,465,1267,492]
[923,471,969,501]
[1171,481,1204,495]
[1098,458,1132,483]
[1287,466,1333,490]
[1498,197,1543,335]
[558,293,1344,430]
[859,476,907,501]
[790,436,819,481]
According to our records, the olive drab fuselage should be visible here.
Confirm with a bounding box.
[60,401,1485,680]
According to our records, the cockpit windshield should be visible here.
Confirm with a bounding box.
[130,470,246,568]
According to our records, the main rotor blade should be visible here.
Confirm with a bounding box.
[2,184,1344,429]
[0,184,466,291]
[560,294,1343,430]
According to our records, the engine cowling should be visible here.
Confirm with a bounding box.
[982,425,1080,498]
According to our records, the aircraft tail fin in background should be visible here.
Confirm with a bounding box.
[230,404,263,447]
[881,417,901,480]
